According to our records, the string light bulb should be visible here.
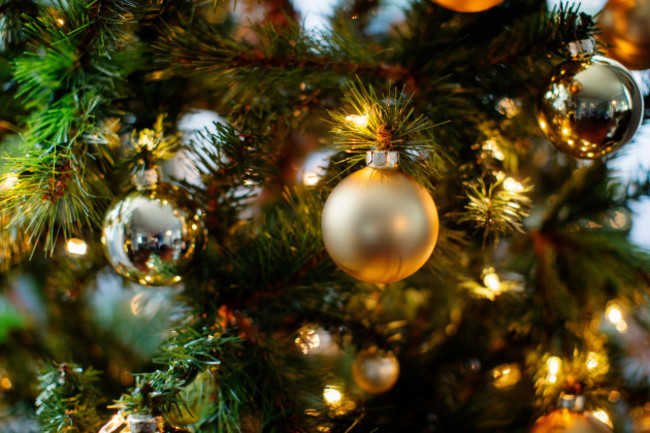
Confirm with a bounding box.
[503,177,525,193]
[546,356,562,383]
[586,352,599,371]
[345,114,369,128]
[605,303,628,333]
[323,385,342,406]
[66,238,88,256]
[482,268,501,293]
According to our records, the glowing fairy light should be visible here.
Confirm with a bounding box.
[503,177,524,193]
[605,304,628,333]
[483,270,501,293]
[545,356,562,383]
[323,385,342,405]
[606,305,622,324]
[303,172,321,186]
[0,173,17,190]
[547,356,562,375]
[345,114,369,128]
[66,238,88,256]
[586,352,599,371]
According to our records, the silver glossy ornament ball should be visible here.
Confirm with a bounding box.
[102,170,205,286]
[537,40,644,159]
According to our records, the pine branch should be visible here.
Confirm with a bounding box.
[458,176,532,242]
[35,362,104,433]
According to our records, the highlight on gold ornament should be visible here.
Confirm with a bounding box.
[492,363,522,389]
[529,394,614,433]
[431,0,505,13]
[537,38,644,159]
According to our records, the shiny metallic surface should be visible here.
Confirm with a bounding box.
[537,56,644,159]
[352,349,400,394]
[321,166,439,284]
[431,0,504,12]
[102,183,205,286]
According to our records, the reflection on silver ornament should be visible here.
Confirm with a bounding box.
[102,168,205,286]
[321,151,439,284]
[537,39,643,159]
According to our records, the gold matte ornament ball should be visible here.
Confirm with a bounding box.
[537,55,644,159]
[599,0,650,71]
[431,0,505,12]
[352,348,400,394]
[530,409,612,433]
[634,405,650,433]
[321,156,439,284]
[102,182,205,286]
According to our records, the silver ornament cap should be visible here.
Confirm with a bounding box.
[565,38,597,61]
[366,150,399,169]
[127,414,164,433]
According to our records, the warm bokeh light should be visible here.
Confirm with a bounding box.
[323,385,342,405]
[586,352,599,371]
[66,238,88,256]
[303,172,321,186]
[503,177,524,193]
[606,305,623,324]
[345,114,369,128]
[547,356,562,375]
[605,303,628,333]
[483,271,501,292]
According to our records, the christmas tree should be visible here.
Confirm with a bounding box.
[0,0,649,432]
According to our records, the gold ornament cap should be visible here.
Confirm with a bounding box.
[565,38,597,61]
[366,150,399,169]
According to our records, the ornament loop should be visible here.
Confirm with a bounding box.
[366,151,399,169]
[565,38,597,60]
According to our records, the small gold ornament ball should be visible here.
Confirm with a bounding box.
[431,0,505,13]
[598,0,650,71]
[102,183,205,286]
[634,405,650,433]
[321,165,439,284]
[529,409,612,433]
[537,56,644,159]
[352,348,400,394]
